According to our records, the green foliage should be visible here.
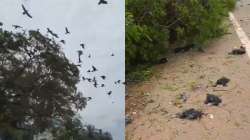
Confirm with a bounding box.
[126,0,236,81]
[0,28,86,132]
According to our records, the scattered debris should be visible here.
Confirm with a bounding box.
[204,94,222,106]
[213,77,230,87]
[177,108,203,120]
[228,46,246,55]
[125,115,133,126]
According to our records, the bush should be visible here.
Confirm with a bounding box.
[126,0,236,81]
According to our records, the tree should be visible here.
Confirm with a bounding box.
[0,28,87,132]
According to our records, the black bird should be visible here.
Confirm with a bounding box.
[87,70,91,73]
[82,76,86,81]
[204,94,222,106]
[158,57,168,64]
[115,80,121,84]
[92,77,97,82]
[111,53,114,56]
[87,78,92,82]
[88,54,91,58]
[65,27,70,34]
[228,46,246,55]
[93,82,98,88]
[47,28,59,38]
[174,44,195,53]
[0,22,3,26]
[92,66,97,72]
[87,97,92,101]
[177,108,203,120]
[12,25,22,29]
[100,75,106,80]
[21,4,32,18]
[77,50,83,63]
[80,43,85,49]
[214,77,230,87]
[101,84,105,87]
[98,0,108,5]
[60,40,66,44]
[107,91,112,96]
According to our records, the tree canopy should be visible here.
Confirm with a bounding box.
[0,28,86,132]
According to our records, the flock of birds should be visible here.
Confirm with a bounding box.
[0,0,125,98]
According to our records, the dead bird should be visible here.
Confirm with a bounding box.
[174,44,195,53]
[158,57,168,64]
[213,77,230,87]
[228,46,246,55]
[204,94,222,106]
[177,108,203,120]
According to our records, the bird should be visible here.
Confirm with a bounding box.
[82,76,86,81]
[100,75,106,80]
[213,77,230,87]
[76,64,81,67]
[93,82,98,88]
[114,80,121,84]
[12,25,22,29]
[204,94,222,106]
[87,97,92,101]
[177,108,203,120]
[80,43,85,49]
[60,40,66,44]
[101,84,105,87]
[92,66,97,72]
[0,22,3,26]
[87,70,91,73]
[111,53,114,56]
[228,46,246,55]
[77,50,83,63]
[47,28,59,38]
[98,0,108,5]
[65,27,70,34]
[107,91,112,96]
[88,54,91,58]
[21,4,32,18]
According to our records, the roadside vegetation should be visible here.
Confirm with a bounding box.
[126,0,236,82]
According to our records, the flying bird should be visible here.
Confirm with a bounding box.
[92,66,97,72]
[107,91,112,96]
[65,27,70,34]
[80,43,85,49]
[47,28,59,38]
[101,84,105,87]
[12,25,22,29]
[88,54,91,58]
[77,50,83,63]
[21,4,32,18]
[114,80,121,84]
[98,0,108,5]
[111,53,114,56]
[100,75,106,80]
[60,40,66,44]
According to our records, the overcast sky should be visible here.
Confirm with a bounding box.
[0,0,124,139]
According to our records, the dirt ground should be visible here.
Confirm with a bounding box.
[126,1,250,140]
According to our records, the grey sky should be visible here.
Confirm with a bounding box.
[0,0,124,140]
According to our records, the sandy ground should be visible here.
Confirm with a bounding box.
[126,1,250,140]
